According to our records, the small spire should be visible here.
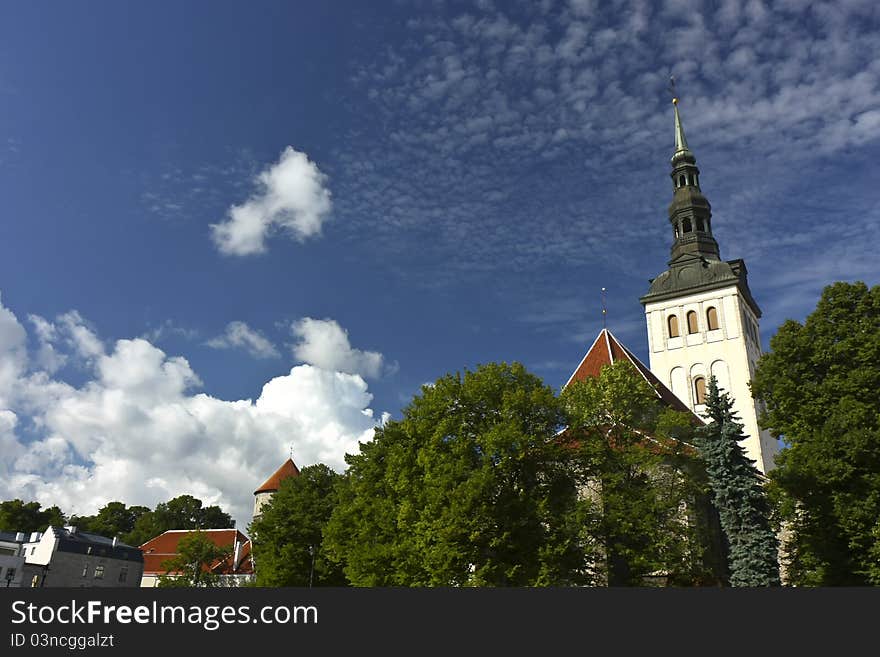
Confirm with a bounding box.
[601,287,607,329]
[669,76,691,158]
[673,100,691,157]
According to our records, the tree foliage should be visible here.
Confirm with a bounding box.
[751,281,880,585]
[561,361,722,586]
[125,495,234,547]
[698,378,780,586]
[0,499,66,534]
[70,502,150,540]
[250,464,347,586]
[157,530,231,588]
[324,362,584,586]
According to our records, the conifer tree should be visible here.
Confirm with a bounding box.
[698,377,780,586]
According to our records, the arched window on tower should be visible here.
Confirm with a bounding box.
[706,306,719,331]
[667,314,680,338]
[679,175,685,187]
[696,218,705,232]
[694,376,707,405]
[686,310,698,334]
[682,218,692,233]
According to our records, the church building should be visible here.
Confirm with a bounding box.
[639,97,779,473]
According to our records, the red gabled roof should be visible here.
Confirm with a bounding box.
[565,328,700,421]
[139,529,251,576]
[254,458,300,495]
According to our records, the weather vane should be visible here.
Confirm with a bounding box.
[669,75,679,105]
[601,287,607,329]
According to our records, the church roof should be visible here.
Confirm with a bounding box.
[139,529,252,576]
[254,458,301,495]
[565,328,699,420]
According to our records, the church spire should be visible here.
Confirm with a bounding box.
[666,94,720,262]
[672,98,691,158]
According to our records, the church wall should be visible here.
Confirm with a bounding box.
[643,284,779,473]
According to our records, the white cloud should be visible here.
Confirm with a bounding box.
[211,146,333,256]
[206,321,280,359]
[291,317,385,379]
[0,294,385,526]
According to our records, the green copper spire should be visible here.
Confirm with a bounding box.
[672,98,691,159]
[666,96,719,261]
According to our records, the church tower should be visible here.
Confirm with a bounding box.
[639,96,778,473]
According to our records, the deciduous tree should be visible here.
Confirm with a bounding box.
[751,281,880,585]
[250,464,347,586]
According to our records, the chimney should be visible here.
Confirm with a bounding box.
[29,531,42,543]
[14,532,25,542]
[64,525,77,535]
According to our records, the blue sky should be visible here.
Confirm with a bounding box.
[1,0,878,526]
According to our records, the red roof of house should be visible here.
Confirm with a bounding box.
[254,458,300,495]
[139,529,252,576]
[565,328,700,420]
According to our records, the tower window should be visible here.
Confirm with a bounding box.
[686,310,698,334]
[706,306,719,330]
[679,175,685,187]
[696,218,705,232]
[682,218,692,233]
[667,314,680,338]
[694,377,707,405]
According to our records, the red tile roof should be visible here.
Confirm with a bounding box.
[565,329,700,421]
[139,529,252,576]
[254,458,300,495]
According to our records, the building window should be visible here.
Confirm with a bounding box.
[118,567,128,583]
[682,218,692,233]
[696,218,705,232]
[686,310,698,334]
[694,377,707,405]
[30,546,36,555]
[667,314,680,338]
[679,175,685,187]
[94,565,105,580]
[706,306,720,330]
[4,567,15,583]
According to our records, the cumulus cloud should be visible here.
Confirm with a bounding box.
[291,317,385,379]
[206,321,280,359]
[211,146,332,256]
[0,294,385,526]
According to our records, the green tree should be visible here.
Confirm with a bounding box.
[0,499,66,534]
[325,362,584,586]
[697,378,780,587]
[250,464,347,586]
[157,530,231,588]
[70,502,150,539]
[751,281,880,585]
[125,495,234,547]
[560,361,720,586]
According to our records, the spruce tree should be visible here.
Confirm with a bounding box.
[698,377,780,586]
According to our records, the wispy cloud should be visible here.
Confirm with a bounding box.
[206,321,280,360]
